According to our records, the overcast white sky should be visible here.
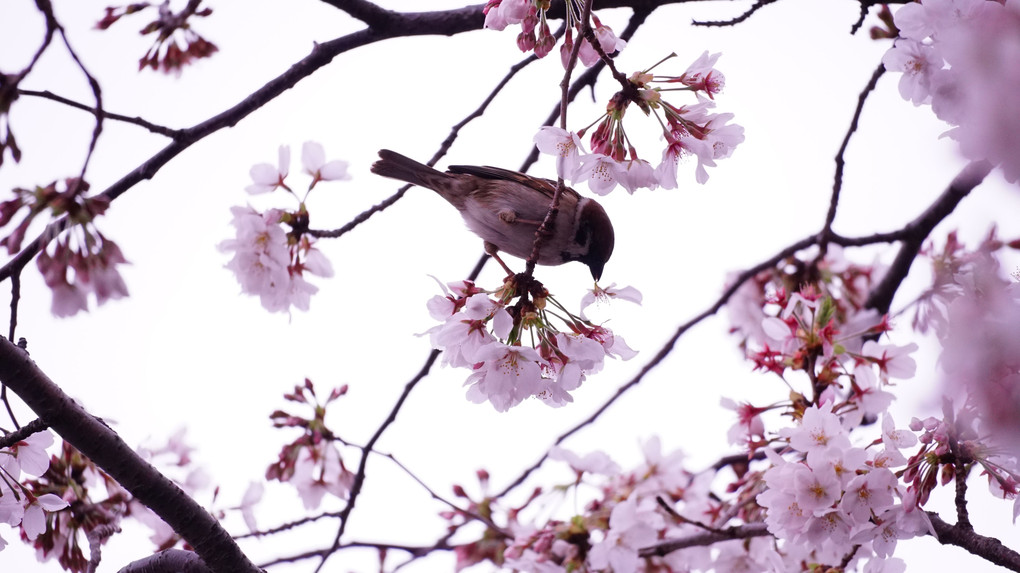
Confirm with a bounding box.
[2,0,1019,571]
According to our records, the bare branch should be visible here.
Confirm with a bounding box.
[19,89,181,138]
[692,0,777,27]
[818,63,885,257]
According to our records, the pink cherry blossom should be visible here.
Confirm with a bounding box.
[246,145,290,194]
[577,20,626,67]
[613,157,658,193]
[22,494,69,540]
[579,282,642,321]
[840,468,898,523]
[533,126,585,180]
[549,446,621,476]
[574,153,621,195]
[464,342,544,412]
[882,39,942,105]
[291,445,353,510]
[587,497,662,572]
[239,482,263,533]
[782,404,851,454]
[677,51,726,98]
[861,340,918,380]
[9,430,55,477]
[301,141,350,184]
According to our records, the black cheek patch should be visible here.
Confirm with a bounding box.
[573,218,591,246]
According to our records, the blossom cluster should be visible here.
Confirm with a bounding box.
[220,141,346,314]
[0,177,129,317]
[756,406,930,569]
[96,1,218,74]
[534,51,744,194]
[426,276,639,412]
[0,431,68,556]
[451,437,713,572]
[452,432,918,573]
[912,230,1020,461]
[441,242,1020,572]
[266,379,354,510]
[881,0,1020,182]
[483,0,627,67]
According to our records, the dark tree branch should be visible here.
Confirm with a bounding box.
[318,349,442,571]
[318,0,397,27]
[116,549,214,573]
[19,89,181,138]
[0,416,47,448]
[818,62,885,257]
[0,337,259,573]
[865,159,992,314]
[692,0,777,27]
[929,513,1020,571]
[639,522,770,557]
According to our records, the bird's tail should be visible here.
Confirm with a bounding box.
[371,149,451,191]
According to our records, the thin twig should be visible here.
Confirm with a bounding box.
[0,417,47,448]
[817,63,885,258]
[19,89,181,138]
[692,0,777,27]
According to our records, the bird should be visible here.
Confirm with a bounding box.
[370,149,615,281]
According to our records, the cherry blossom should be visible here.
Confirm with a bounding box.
[22,495,70,540]
[884,0,1020,182]
[549,445,621,476]
[246,145,290,194]
[574,153,621,195]
[881,39,942,105]
[587,497,663,572]
[301,141,350,183]
[533,126,585,180]
[577,18,627,67]
[579,282,642,321]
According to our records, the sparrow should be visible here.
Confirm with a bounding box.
[370,149,615,281]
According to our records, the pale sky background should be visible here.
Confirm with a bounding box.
[2,0,1019,571]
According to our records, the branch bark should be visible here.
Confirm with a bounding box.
[0,337,259,573]
[116,549,215,573]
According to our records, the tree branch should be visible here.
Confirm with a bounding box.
[0,416,47,448]
[638,522,770,557]
[865,159,992,314]
[818,62,885,257]
[928,513,1020,571]
[0,337,259,573]
[116,549,215,573]
[692,0,777,27]
[19,89,182,138]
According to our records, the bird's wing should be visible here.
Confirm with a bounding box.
[448,165,565,200]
